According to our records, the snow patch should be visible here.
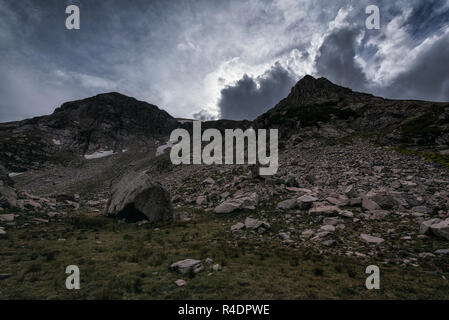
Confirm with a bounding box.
[156,140,179,156]
[84,150,115,160]
[52,139,62,145]
[8,172,25,178]
[177,119,193,124]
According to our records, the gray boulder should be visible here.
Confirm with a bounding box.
[0,185,17,209]
[370,193,398,209]
[170,259,203,274]
[360,233,384,244]
[362,196,380,211]
[105,171,173,222]
[214,192,258,214]
[429,219,449,240]
[297,194,317,210]
[419,218,441,235]
[244,217,271,231]
[0,164,13,187]
[277,198,298,210]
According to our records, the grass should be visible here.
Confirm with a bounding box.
[1,208,449,300]
[395,147,449,168]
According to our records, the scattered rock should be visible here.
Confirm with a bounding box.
[214,192,258,214]
[370,193,398,209]
[244,217,270,231]
[322,240,336,247]
[362,196,380,211]
[344,185,358,198]
[170,259,203,274]
[230,222,245,232]
[301,229,314,237]
[320,225,336,232]
[412,206,430,214]
[175,279,186,287]
[297,194,317,210]
[204,177,215,184]
[434,249,449,255]
[179,212,192,222]
[0,214,15,222]
[429,219,449,240]
[370,210,389,220]
[419,218,441,235]
[278,232,290,240]
[309,205,340,216]
[0,274,12,280]
[349,197,362,206]
[339,210,354,218]
[323,217,342,226]
[360,234,384,244]
[277,198,298,210]
[196,195,207,206]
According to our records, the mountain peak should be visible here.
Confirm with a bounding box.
[287,75,352,104]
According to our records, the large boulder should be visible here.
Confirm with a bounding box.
[105,171,173,222]
[429,219,449,241]
[0,164,13,187]
[0,185,17,209]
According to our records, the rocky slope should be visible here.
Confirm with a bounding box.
[255,75,449,155]
[0,92,179,171]
[1,76,449,299]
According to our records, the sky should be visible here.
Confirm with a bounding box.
[0,0,448,122]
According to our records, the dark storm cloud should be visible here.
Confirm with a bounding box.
[1,0,449,122]
[310,0,449,102]
[218,63,296,120]
[315,27,368,92]
[383,33,449,102]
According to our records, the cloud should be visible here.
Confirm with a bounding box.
[313,6,369,93]
[218,63,297,120]
[1,0,449,122]
[382,29,449,101]
[312,1,449,102]
[193,109,217,121]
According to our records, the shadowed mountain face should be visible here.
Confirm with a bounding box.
[0,93,179,171]
[255,75,449,148]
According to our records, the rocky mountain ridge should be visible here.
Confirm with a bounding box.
[255,76,449,154]
[0,92,178,171]
[1,76,448,173]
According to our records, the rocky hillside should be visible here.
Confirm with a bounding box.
[0,92,179,171]
[1,76,449,299]
[255,75,449,155]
